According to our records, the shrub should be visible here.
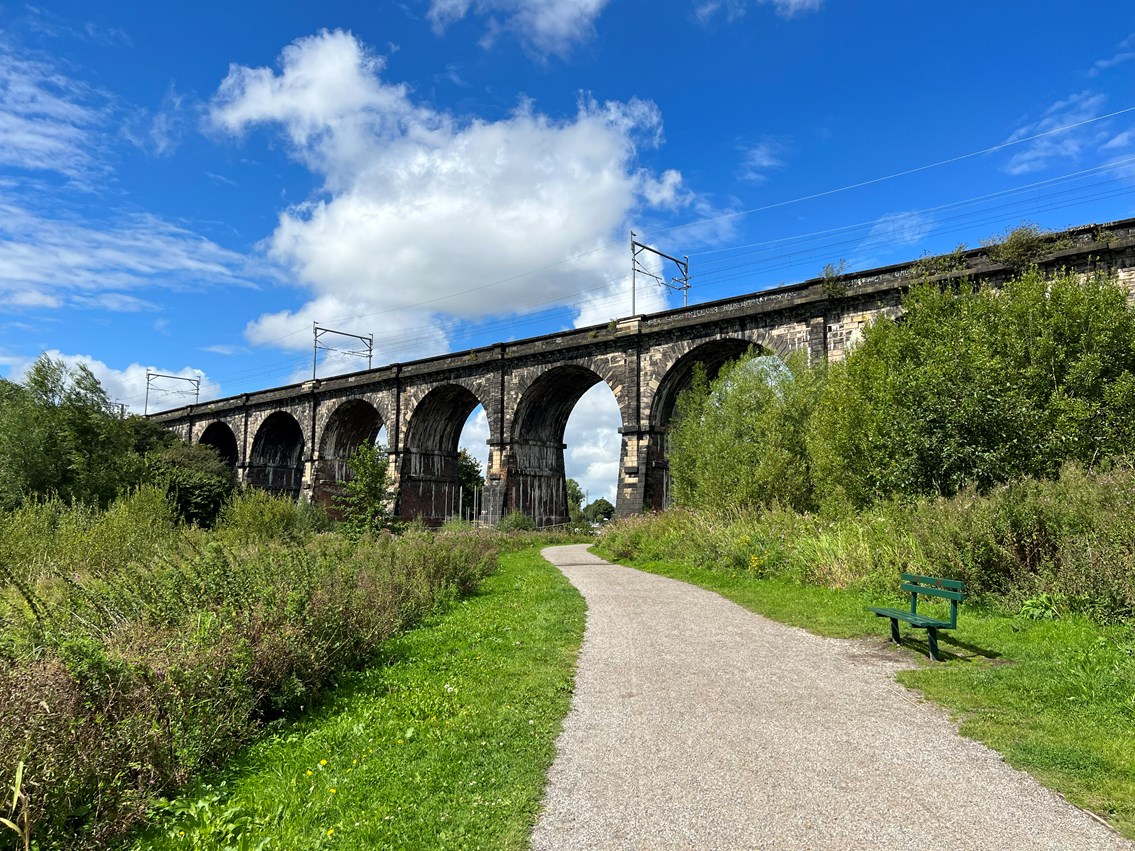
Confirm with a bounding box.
[497,510,537,532]
[596,464,1135,623]
[0,489,498,849]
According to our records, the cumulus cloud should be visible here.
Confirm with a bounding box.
[245,293,450,378]
[5,349,219,413]
[209,29,692,352]
[1002,91,1111,175]
[427,0,609,57]
[696,0,822,24]
[564,382,621,503]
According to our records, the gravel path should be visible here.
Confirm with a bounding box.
[530,544,1131,851]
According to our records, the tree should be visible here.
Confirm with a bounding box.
[582,497,615,524]
[457,449,485,518]
[147,441,237,527]
[565,477,585,521]
[808,268,1135,512]
[667,349,821,513]
[0,355,142,508]
[335,444,394,536]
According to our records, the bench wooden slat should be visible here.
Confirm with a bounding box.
[867,607,951,628]
[900,573,964,592]
[900,582,964,602]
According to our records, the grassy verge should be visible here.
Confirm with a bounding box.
[613,555,1135,839]
[125,546,585,850]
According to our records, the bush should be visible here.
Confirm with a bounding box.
[596,464,1135,623]
[146,442,237,527]
[808,269,1135,512]
[0,490,498,849]
[668,350,820,513]
[497,510,537,532]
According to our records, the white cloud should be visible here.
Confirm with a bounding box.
[1002,91,1110,175]
[71,293,160,312]
[696,0,822,24]
[7,289,61,308]
[0,39,110,181]
[1088,33,1135,77]
[209,29,691,348]
[123,86,190,157]
[6,349,219,413]
[738,139,784,184]
[564,382,621,503]
[427,0,609,57]
[1103,130,1133,150]
[0,199,268,312]
[245,294,450,378]
[459,405,489,472]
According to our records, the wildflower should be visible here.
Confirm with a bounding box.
[327,828,335,836]
[320,759,327,766]
[330,788,337,794]
[306,770,313,776]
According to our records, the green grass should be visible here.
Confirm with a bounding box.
[619,555,1135,840]
[124,547,585,850]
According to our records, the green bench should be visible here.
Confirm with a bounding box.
[868,573,964,661]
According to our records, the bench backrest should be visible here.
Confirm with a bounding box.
[900,573,964,628]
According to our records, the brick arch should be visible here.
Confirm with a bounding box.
[642,331,777,431]
[505,354,632,437]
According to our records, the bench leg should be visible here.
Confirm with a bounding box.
[927,628,940,661]
[889,618,900,645]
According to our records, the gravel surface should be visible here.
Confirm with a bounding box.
[530,544,1131,851]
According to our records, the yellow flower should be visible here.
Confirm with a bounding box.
[320,759,328,766]
[306,770,313,776]
[327,828,335,836]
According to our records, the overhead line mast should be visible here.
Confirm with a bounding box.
[631,232,690,314]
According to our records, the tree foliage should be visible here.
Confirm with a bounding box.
[0,354,239,523]
[457,448,485,515]
[565,477,585,522]
[667,267,1135,517]
[335,444,394,536]
[809,268,1135,512]
[0,356,142,509]
[582,497,615,523]
[147,442,238,527]
[668,350,821,513]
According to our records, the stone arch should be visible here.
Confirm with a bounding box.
[314,399,385,507]
[643,337,770,510]
[198,421,239,470]
[247,411,305,498]
[398,383,488,524]
[506,364,621,527]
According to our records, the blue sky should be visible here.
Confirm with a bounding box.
[2,1,1134,501]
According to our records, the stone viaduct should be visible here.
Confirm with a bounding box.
[152,218,1135,526]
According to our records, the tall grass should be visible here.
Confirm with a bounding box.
[0,488,501,850]
[597,463,1135,622]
